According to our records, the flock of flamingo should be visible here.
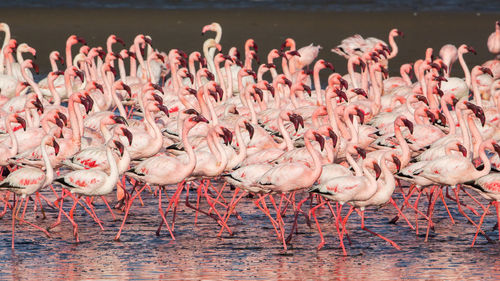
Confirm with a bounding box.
[0,20,499,255]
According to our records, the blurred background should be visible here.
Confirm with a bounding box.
[0,1,498,75]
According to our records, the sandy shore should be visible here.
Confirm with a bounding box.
[0,8,498,75]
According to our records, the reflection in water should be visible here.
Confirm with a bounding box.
[1,187,500,280]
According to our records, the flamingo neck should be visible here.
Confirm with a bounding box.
[277,115,294,151]
[457,50,471,88]
[5,117,18,157]
[304,135,322,184]
[40,139,54,188]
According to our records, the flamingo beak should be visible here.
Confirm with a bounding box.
[121,83,131,97]
[55,117,64,129]
[452,97,459,107]
[206,71,215,81]
[122,128,133,145]
[30,62,40,74]
[339,78,348,90]
[328,129,338,148]
[76,36,87,45]
[355,108,365,124]
[373,162,381,180]
[193,114,209,123]
[266,84,275,97]
[221,127,233,145]
[466,46,477,55]
[184,109,198,115]
[356,147,366,159]
[112,115,129,126]
[283,78,292,88]
[152,93,163,104]
[158,104,170,117]
[144,37,152,46]
[187,88,197,95]
[354,88,367,98]
[402,119,414,134]
[128,51,136,59]
[115,37,125,46]
[208,90,218,101]
[15,116,26,131]
[392,155,401,172]
[33,97,44,114]
[75,70,85,82]
[313,132,325,151]
[324,62,335,71]
[480,67,493,77]
[58,55,65,65]
[215,85,224,100]
[254,87,263,101]
[335,89,348,103]
[288,114,299,132]
[438,111,447,126]
[457,144,467,157]
[57,112,68,126]
[359,60,366,71]
[424,109,436,123]
[94,83,104,93]
[296,114,304,129]
[244,122,254,140]
[493,143,500,157]
[302,84,312,96]
[114,140,125,157]
[186,72,194,84]
[53,139,60,156]
[265,63,276,69]
[416,95,429,105]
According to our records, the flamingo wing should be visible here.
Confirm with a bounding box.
[55,169,107,192]
[0,167,45,190]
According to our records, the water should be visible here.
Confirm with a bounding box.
[0,185,499,280]
[0,0,499,12]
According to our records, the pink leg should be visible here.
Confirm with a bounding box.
[389,197,414,230]
[100,196,117,220]
[156,187,176,240]
[471,202,492,247]
[114,183,148,241]
[310,200,327,250]
[360,210,401,250]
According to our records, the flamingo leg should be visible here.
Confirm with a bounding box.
[100,195,117,221]
[438,188,455,224]
[310,200,327,250]
[114,183,148,241]
[156,187,175,240]
[360,210,401,250]
[285,194,311,244]
[389,197,414,230]
[471,202,493,247]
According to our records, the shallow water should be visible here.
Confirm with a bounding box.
[1,184,499,280]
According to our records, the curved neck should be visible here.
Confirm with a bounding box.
[41,140,54,187]
[394,124,411,167]
[455,107,471,158]
[5,118,18,156]
[277,115,294,151]
[181,123,197,175]
[346,151,362,176]
[111,84,127,117]
[441,98,456,135]
[347,58,359,88]
[457,50,471,88]
[233,123,248,166]
[68,97,81,144]
[313,65,323,105]
[65,42,74,68]
[387,34,398,59]
[304,135,322,184]
[48,77,61,106]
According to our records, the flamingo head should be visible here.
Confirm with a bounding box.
[244,121,254,140]
[465,102,486,126]
[113,140,125,157]
[32,96,44,114]
[52,138,60,156]
[57,112,68,126]
[288,113,304,132]
[323,61,335,71]
[415,95,429,105]
[493,143,500,157]
[391,154,401,172]
[480,67,493,77]
[355,146,366,159]
[14,115,26,131]
[401,118,414,134]
[301,83,312,96]
[112,115,128,126]
[313,131,325,151]
[218,127,233,145]
[328,128,338,148]
[334,88,348,103]
[457,143,468,157]
[157,103,170,117]
[118,126,132,145]
[353,88,368,99]
[264,82,275,97]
